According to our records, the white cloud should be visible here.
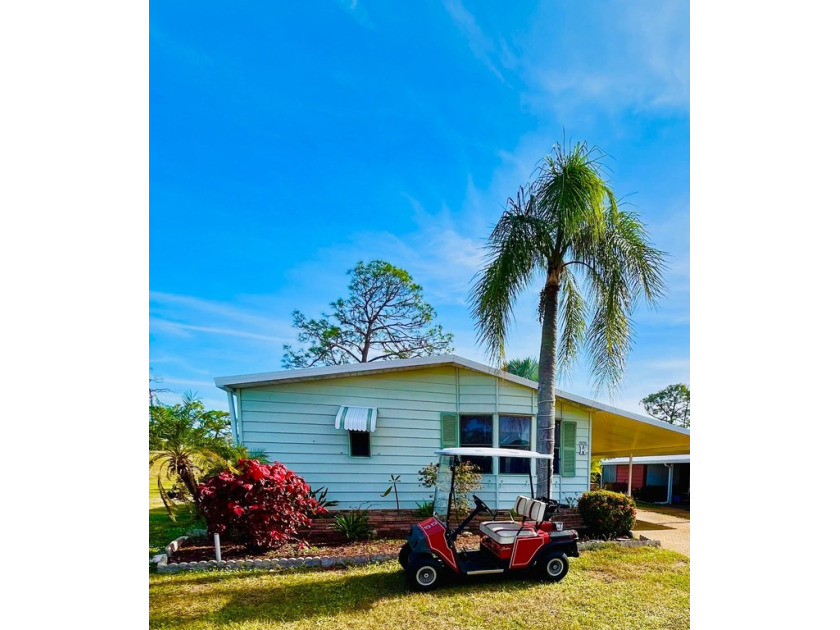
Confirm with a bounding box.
[442,1,689,120]
[149,318,291,344]
[442,0,507,82]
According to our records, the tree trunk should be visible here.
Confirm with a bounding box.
[536,272,560,498]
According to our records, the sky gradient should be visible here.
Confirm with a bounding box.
[150,1,689,414]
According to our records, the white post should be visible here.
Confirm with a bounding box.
[666,464,674,504]
[214,532,222,563]
[627,454,633,497]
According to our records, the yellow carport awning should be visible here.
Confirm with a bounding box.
[591,410,689,457]
[556,390,690,458]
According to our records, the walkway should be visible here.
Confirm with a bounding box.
[633,506,690,557]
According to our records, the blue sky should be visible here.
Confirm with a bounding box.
[150,0,689,414]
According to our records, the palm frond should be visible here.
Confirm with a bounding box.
[503,357,540,381]
[556,271,587,376]
[469,188,547,362]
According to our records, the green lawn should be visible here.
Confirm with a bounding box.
[149,546,689,630]
[150,458,204,556]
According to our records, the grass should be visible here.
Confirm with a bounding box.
[150,457,204,556]
[149,546,689,630]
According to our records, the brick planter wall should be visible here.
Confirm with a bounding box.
[303,508,584,544]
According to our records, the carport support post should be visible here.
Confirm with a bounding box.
[627,454,633,497]
[666,464,674,504]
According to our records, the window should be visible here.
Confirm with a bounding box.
[602,465,616,484]
[499,415,531,474]
[348,431,371,457]
[459,415,492,473]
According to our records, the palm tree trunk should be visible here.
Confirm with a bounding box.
[536,272,560,498]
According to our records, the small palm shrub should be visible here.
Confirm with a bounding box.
[577,490,636,539]
[332,508,375,541]
[309,486,339,516]
[415,501,435,517]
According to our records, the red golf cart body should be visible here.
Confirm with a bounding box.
[400,448,579,590]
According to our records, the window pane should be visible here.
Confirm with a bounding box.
[459,415,492,473]
[500,416,531,474]
[459,415,492,445]
[553,423,561,473]
[349,431,370,457]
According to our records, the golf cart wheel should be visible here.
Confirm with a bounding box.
[398,543,411,569]
[407,556,444,591]
[537,551,569,582]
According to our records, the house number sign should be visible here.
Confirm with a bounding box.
[578,442,587,456]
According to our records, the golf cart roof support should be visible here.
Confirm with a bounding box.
[437,447,551,502]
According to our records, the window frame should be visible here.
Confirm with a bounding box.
[347,430,371,458]
[497,414,534,475]
[457,413,494,473]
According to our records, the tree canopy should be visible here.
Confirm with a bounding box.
[504,357,539,381]
[641,384,690,427]
[282,260,454,368]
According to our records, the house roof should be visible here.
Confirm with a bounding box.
[215,354,689,458]
[600,454,690,466]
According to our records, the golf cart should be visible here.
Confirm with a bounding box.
[400,447,579,591]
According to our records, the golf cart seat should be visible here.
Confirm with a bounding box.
[479,496,548,545]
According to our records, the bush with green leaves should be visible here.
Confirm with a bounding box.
[415,501,434,517]
[332,507,375,541]
[418,460,482,517]
[577,490,636,539]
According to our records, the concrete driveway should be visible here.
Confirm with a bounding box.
[633,507,690,557]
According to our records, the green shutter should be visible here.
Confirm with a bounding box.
[561,421,577,477]
[440,412,459,448]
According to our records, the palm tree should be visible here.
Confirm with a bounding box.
[149,393,231,519]
[504,357,540,381]
[469,141,666,498]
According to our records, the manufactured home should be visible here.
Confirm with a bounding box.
[215,355,690,510]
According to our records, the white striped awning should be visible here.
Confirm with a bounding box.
[335,406,378,432]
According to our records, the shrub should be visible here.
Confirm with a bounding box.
[577,490,636,539]
[415,501,434,517]
[418,460,482,517]
[308,486,339,516]
[198,459,325,551]
[332,507,375,541]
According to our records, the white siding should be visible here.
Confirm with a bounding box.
[236,366,592,510]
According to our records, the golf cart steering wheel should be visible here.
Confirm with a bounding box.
[473,495,492,515]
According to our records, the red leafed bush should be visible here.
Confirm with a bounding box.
[198,459,326,551]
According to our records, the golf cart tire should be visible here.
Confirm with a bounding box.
[536,551,570,582]
[398,543,411,569]
[406,555,445,591]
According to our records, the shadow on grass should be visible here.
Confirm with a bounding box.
[150,563,548,628]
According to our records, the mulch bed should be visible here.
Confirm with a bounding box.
[169,536,408,564]
[168,527,633,564]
